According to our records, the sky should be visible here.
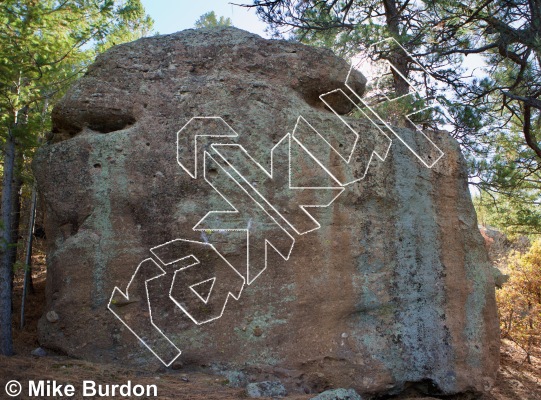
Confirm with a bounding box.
[139,0,268,37]
[139,1,485,72]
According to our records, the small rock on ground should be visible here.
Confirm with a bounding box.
[31,347,47,357]
[310,388,363,400]
[246,381,287,398]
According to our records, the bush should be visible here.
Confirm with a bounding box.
[496,239,541,363]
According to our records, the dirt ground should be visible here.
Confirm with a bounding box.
[1,258,539,400]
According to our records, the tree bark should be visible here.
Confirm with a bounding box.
[0,129,16,356]
[382,0,410,96]
[8,152,23,298]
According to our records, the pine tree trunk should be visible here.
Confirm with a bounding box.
[0,130,16,356]
[8,153,23,298]
[382,0,410,97]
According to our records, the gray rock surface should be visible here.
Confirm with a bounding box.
[31,347,47,357]
[33,27,499,397]
[310,388,363,400]
[246,381,287,398]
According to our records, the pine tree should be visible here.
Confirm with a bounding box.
[238,0,541,234]
[195,11,233,29]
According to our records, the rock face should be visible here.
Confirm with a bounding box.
[33,27,499,397]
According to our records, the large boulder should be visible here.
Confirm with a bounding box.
[33,27,499,397]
